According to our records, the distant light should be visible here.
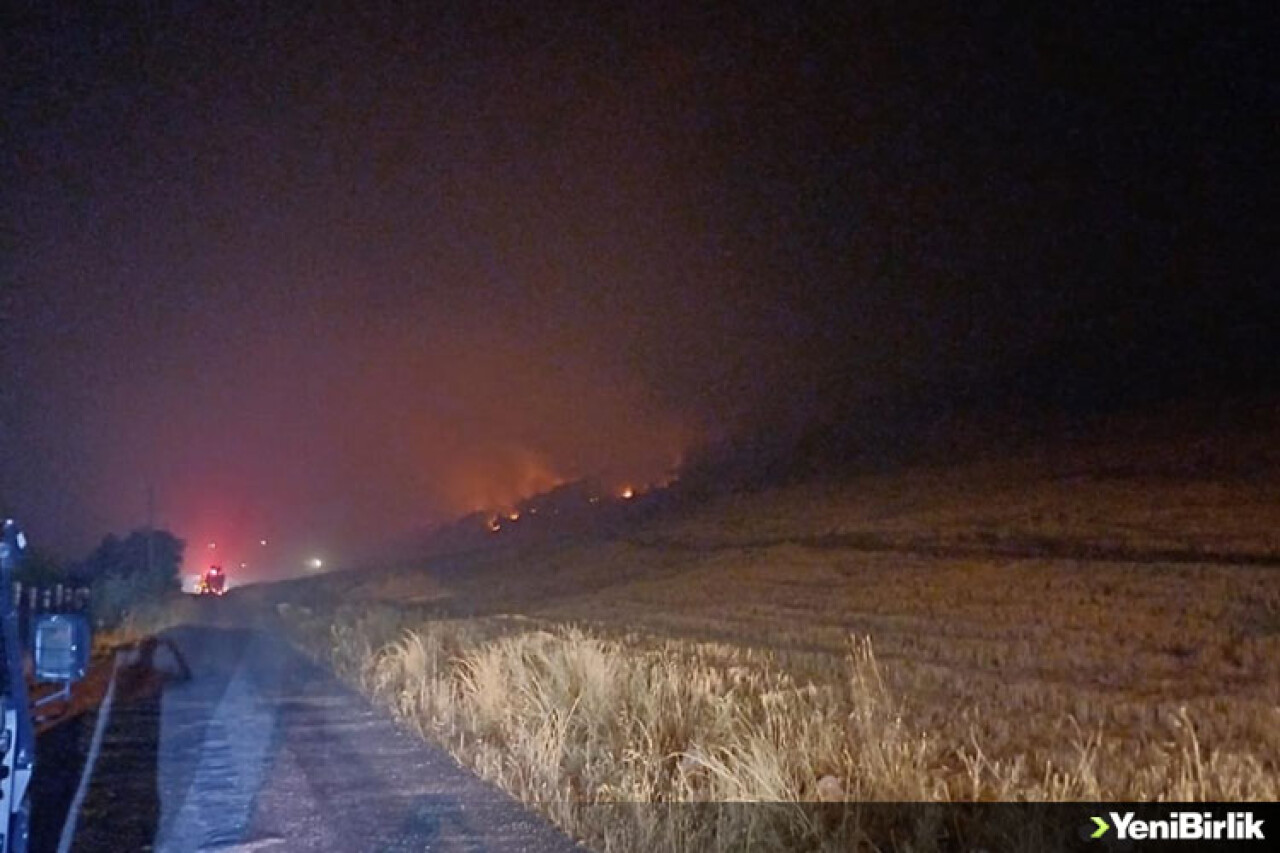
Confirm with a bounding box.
[507,511,520,521]
[260,539,268,546]
[620,486,635,500]
[15,532,26,550]
[307,557,324,570]
[208,542,217,549]
[486,516,501,533]
[239,562,247,569]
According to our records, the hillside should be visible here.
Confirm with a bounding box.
[235,403,1280,849]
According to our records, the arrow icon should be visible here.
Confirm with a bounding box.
[1091,816,1110,839]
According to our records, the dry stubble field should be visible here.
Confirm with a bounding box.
[263,419,1280,850]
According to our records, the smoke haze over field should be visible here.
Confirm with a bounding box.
[2,2,1272,576]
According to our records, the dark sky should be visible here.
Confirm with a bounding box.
[2,1,1274,577]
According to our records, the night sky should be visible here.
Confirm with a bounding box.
[2,1,1274,577]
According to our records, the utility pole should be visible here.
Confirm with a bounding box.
[146,482,155,577]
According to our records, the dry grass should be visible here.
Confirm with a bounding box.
[280,603,1279,852]
[91,593,202,651]
[266,425,1280,850]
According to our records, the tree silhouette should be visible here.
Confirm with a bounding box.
[75,529,184,626]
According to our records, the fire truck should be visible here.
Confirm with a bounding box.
[194,564,226,596]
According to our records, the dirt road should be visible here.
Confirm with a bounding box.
[32,619,579,852]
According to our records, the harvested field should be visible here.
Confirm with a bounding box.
[256,428,1280,850]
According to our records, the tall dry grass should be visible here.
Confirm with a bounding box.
[90,593,202,651]
[283,606,1279,851]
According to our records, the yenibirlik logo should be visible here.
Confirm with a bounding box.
[1090,811,1265,842]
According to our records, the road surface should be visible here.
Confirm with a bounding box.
[32,621,580,852]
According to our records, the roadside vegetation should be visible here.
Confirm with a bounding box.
[278,602,1277,851]
[79,528,185,629]
[19,528,188,643]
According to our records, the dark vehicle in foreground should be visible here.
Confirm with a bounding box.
[1,519,90,853]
